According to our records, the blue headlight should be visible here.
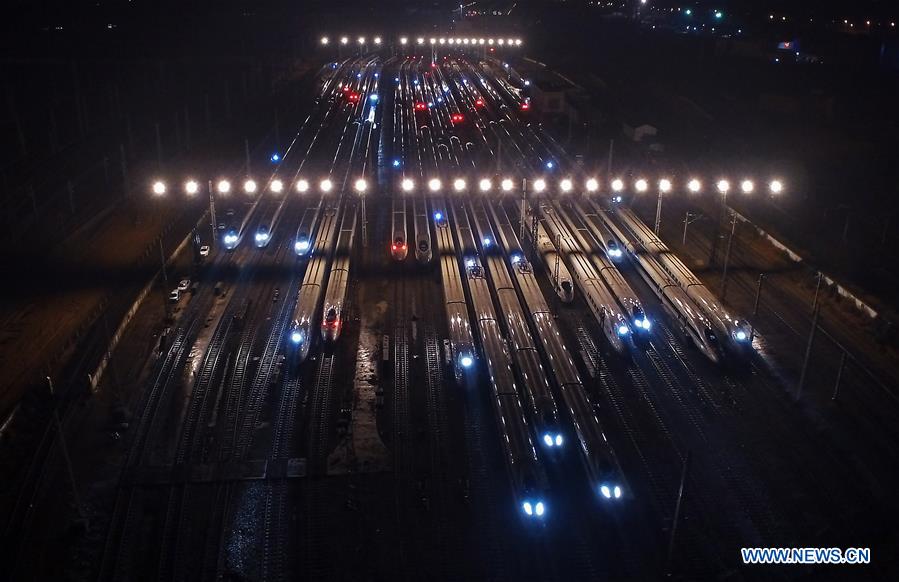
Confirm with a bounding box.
[290,331,302,344]
[543,434,553,447]
[600,485,611,498]
[483,237,491,247]
[535,501,545,516]
[555,434,563,446]
[618,324,629,336]
[295,240,310,252]
[522,501,533,516]
[460,355,473,368]
[735,330,748,342]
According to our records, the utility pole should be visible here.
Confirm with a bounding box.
[654,189,663,235]
[159,238,168,285]
[831,351,848,401]
[796,302,821,400]
[682,211,699,246]
[208,180,217,247]
[753,274,766,317]
[553,232,561,317]
[720,211,737,301]
[666,451,691,575]
[47,376,86,521]
[811,272,823,313]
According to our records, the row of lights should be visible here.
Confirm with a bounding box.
[321,36,523,47]
[152,177,784,196]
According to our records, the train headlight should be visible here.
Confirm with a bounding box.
[522,501,533,516]
[735,329,748,342]
[482,237,492,247]
[290,331,303,344]
[255,232,269,242]
[295,240,310,252]
[614,485,622,499]
[535,501,545,516]
[543,434,554,447]
[617,324,629,336]
[460,355,474,368]
[555,434,563,446]
[600,485,612,499]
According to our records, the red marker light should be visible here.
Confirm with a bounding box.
[520,102,530,111]
[475,98,484,107]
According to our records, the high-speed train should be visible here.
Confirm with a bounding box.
[469,201,565,452]
[489,201,628,503]
[294,199,322,257]
[452,202,550,520]
[321,205,357,343]
[539,204,632,355]
[432,202,477,381]
[532,218,575,303]
[391,197,408,261]
[288,201,341,363]
[555,201,651,335]
[413,198,432,264]
[599,209,725,363]
[612,206,752,354]
[581,202,625,263]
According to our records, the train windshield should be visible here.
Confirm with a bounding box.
[325,307,338,324]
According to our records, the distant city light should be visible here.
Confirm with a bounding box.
[770,180,784,194]
[320,37,329,45]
